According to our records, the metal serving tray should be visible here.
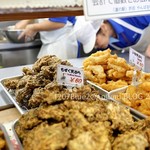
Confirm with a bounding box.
[12,120,23,150]
[0,76,27,115]
[108,86,147,119]
[0,124,14,150]
[86,80,109,99]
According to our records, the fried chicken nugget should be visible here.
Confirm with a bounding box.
[100,80,128,91]
[84,65,106,84]
[83,49,111,67]
[112,131,149,150]
[68,122,111,150]
[134,99,150,116]
[138,81,150,92]
[23,122,71,150]
[108,57,130,70]
[107,69,125,79]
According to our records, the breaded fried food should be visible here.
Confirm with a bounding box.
[83,49,135,91]
[83,49,111,67]
[68,122,111,150]
[106,102,134,131]
[3,78,20,90]
[138,81,150,92]
[37,104,65,121]
[112,131,149,150]
[28,88,45,108]
[100,80,128,91]
[84,65,106,84]
[0,130,5,149]
[23,122,71,150]
[18,109,42,129]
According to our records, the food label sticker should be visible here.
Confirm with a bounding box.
[83,0,150,20]
[57,65,84,87]
[129,47,145,71]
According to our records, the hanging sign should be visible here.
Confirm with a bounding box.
[57,65,84,87]
[83,0,150,20]
[129,47,145,71]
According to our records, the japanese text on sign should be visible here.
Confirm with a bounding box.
[57,65,84,87]
[84,0,150,20]
[129,47,145,71]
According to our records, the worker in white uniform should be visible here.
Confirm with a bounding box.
[15,17,78,59]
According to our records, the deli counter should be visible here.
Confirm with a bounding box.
[0,50,150,119]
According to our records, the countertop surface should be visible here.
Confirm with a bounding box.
[0,51,150,122]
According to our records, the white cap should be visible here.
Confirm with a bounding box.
[74,17,102,53]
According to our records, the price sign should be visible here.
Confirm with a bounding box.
[57,65,84,87]
[83,0,150,20]
[129,47,145,71]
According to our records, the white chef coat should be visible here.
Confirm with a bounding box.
[37,18,78,59]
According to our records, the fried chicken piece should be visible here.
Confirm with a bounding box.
[106,102,134,131]
[63,100,108,122]
[68,122,111,150]
[0,130,5,149]
[22,67,34,75]
[66,110,89,129]
[100,80,128,91]
[42,84,100,105]
[3,78,20,90]
[112,131,149,150]
[23,122,71,150]
[15,122,29,141]
[15,75,34,103]
[134,99,150,116]
[138,81,150,92]
[28,88,46,108]
[79,100,108,122]
[37,104,65,121]
[32,55,61,72]
[108,57,130,72]
[18,109,42,129]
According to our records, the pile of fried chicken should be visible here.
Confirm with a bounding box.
[15,88,150,150]
[3,55,73,109]
[3,54,150,149]
[112,81,150,116]
[83,49,142,91]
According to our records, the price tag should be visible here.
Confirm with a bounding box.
[57,65,84,87]
[83,0,150,20]
[129,47,145,71]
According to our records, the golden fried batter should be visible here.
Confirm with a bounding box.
[0,130,5,149]
[112,131,149,150]
[23,122,71,150]
[83,49,136,91]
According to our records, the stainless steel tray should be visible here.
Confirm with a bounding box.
[108,86,147,119]
[86,80,109,98]
[0,76,27,114]
[0,124,14,150]
[12,120,23,150]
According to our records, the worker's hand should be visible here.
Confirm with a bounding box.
[18,24,37,42]
[145,44,150,58]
